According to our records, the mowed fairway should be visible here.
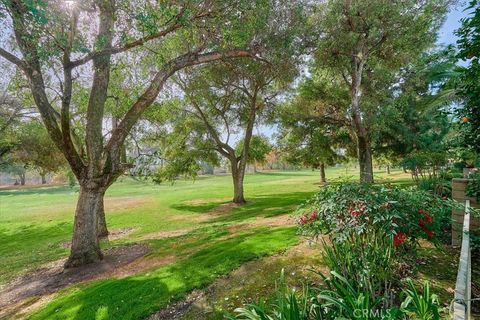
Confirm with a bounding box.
[0,169,411,319]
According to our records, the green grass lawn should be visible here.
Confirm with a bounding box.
[0,168,414,319]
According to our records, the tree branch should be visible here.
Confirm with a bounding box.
[0,48,27,71]
[105,48,255,164]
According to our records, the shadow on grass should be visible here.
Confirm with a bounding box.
[170,201,227,214]
[211,191,315,223]
[170,191,315,224]
[0,186,77,197]
[0,223,72,284]
[30,227,298,320]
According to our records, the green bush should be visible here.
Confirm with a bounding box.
[296,183,453,247]
[230,183,451,319]
[466,172,480,202]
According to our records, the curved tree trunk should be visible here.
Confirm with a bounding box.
[320,162,326,183]
[65,185,104,268]
[96,191,109,238]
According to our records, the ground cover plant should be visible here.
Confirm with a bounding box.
[231,182,457,319]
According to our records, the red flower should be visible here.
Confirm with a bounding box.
[393,232,407,247]
[418,210,433,227]
[299,215,308,225]
[423,213,433,223]
[298,211,318,225]
[348,203,365,218]
[423,228,434,238]
[418,218,426,227]
[351,210,362,218]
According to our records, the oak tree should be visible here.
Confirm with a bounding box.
[0,0,268,267]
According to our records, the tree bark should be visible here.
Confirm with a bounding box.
[386,164,391,175]
[231,159,246,204]
[41,174,46,184]
[65,184,104,268]
[320,162,327,183]
[19,173,25,186]
[357,135,374,183]
[350,56,374,183]
[96,190,109,238]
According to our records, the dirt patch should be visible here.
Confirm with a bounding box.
[137,229,194,241]
[211,202,241,215]
[107,227,137,240]
[0,244,150,319]
[104,197,150,212]
[225,214,293,235]
[147,239,326,320]
[58,227,138,248]
[252,214,293,227]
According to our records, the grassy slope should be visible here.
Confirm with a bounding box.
[0,168,412,319]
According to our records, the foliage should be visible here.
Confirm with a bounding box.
[400,279,441,320]
[228,269,326,320]
[320,230,395,304]
[296,183,452,246]
[276,101,349,171]
[306,0,450,182]
[371,48,459,196]
[456,0,480,152]
[466,172,480,201]
[12,121,66,176]
[236,135,273,169]
[315,271,402,320]
[230,270,442,320]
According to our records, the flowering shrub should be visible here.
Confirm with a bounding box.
[296,183,454,248]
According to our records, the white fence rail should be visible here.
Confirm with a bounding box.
[453,200,472,320]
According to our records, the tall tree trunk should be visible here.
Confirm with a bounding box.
[19,173,25,186]
[231,160,246,204]
[357,134,374,183]
[41,174,46,184]
[350,56,374,183]
[65,184,104,268]
[386,164,391,175]
[253,162,257,173]
[320,162,326,183]
[96,190,108,238]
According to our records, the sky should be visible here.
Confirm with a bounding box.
[437,1,471,45]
